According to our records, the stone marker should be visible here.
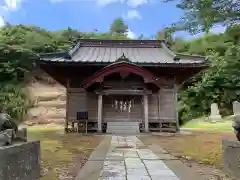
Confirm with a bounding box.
[232,101,240,141]
[233,101,240,115]
[222,139,240,179]
[209,103,222,122]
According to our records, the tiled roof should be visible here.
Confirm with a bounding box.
[39,39,207,66]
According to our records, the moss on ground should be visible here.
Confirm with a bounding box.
[28,127,102,180]
[139,131,235,168]
[182,116,233,132]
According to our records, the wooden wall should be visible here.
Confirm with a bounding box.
[67,88,98,122]
[67,88,86,121]
[66,87,178,128]
[159,88,177,122]
[87,92,98,121]
[148,88,177,123]
[148,93,159,122]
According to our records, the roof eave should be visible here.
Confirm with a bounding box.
[175,53,208,61]
[39,51,71,61]
[38,59,207,68]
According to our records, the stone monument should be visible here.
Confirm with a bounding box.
[222,101,240,179]
[209,103,222,122]
[0,111,40,180]
[0,113,27,146]
[232,101,240,141]
[233,101,240,116]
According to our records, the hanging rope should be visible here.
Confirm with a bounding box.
[105,94,139,112]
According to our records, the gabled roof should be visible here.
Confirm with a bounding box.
[39,39,207,67]
[82,61,161,89]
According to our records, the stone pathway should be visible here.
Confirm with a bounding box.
[98,136,180,180]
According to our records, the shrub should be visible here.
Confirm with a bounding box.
[0,83,33,123]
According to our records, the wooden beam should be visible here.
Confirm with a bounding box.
[96,89,147,95]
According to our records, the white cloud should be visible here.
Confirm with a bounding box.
[127,0,148,7]
[0,0,25,11]
[50,0,124,6]
[0,0,25,26]
[127,29,137,39]
[50,0,149,7]
[97,0,124,6]
[0,16,6,28]
[124,9,142,20]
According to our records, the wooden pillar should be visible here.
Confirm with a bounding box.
[65,80,70,133]
[158,90,162,132]
[144,94,149,132]
[174,85,180,132]
[97,94,103,132]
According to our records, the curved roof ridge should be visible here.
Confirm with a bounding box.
[39,51,70,60]
[176,53,207,59]
[160,42,176,58]
[68,41,81,57]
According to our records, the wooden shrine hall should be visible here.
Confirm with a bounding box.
[38,39,206,133]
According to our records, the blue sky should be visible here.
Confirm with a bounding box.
[0,0,225,39]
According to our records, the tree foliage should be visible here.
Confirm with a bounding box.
[173,25,240,123]
[164,0,240,34]
[0,22,129,122]
[110,17,128,35]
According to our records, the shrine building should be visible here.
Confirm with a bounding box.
[38,39,206,133]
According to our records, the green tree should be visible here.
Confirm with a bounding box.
[173,25,240,123]
[164,0,240,34]
[110,18,128,35]
[156,28,175,46]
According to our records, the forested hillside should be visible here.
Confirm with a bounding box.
[0,17,239,124]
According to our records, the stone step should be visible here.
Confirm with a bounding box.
[107,126,139,129]
[107,122,140,134]
[107,122,140,126]
[107,129,140,133]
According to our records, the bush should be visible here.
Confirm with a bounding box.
[0,83,33,123]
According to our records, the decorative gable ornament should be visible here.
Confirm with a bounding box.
[115,53,130,62]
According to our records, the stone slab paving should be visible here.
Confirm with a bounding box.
[98,136,180,180]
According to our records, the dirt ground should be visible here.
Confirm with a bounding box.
[139,131,236,180]
[29,129,103,180]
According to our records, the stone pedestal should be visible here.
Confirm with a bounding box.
[209,115,222,123]
[222,139,240,179]
[0,141,40,180]
[233,115,240,124]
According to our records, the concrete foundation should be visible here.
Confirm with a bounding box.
[0,141,40,180]
[222,139,240,179]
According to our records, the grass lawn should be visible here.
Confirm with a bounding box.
[28,127,103,180]
[182,116,234,132]
[139,131,235,168]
